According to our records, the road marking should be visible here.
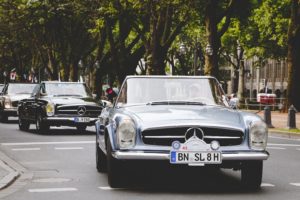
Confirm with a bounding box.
[261,183,275,187]
[98,186,124,190]
[1,141,95,146]
[268,143,300,147]
[290,183,300,187]
[12,148,41,151]
[54,147,84,150]
[28,188,78,193]
[99,186,113,190]
[269,136,300,141]
[266,147,286,150]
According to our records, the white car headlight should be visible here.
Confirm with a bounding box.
[4,98,12,109]
[117,119,136,149]
[249,121,268,150]
[46,103,55,116]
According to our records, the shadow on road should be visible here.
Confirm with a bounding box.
[104,163,266,194]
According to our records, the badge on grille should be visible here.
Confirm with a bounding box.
[77,106,86,115]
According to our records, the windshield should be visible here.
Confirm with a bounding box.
[117,77,228,107]
[44,83,92,97]
[7,84,36,94]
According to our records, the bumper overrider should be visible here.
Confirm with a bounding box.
[112,150,269,161]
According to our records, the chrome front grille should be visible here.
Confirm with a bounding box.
[56,105,102,116]
[141,127,244,146]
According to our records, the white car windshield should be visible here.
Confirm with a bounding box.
[117,77,228,107]
[7,84,36,94]
[44,83,92,97]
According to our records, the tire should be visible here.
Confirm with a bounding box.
[18,117,30,131]
[241,161,263,190]
[96,136,107,173]
[106,138,124,188]
[76,125,87,132]
[36,114,49,133]
[0,113,8,123]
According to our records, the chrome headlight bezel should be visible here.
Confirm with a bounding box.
[249,120,268,150]
[46,103,55,116]
[116,118,136,149]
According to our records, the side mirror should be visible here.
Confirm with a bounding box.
[40,92,47,97]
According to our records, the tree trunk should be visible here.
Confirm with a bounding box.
[237,60,245,102]
[204,0,220,79]
[287,0,300,111]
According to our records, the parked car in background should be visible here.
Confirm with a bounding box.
[18,81,103,133]
[95,76,269,189]
[0,83,37,122]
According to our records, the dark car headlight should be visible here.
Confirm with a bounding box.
[46,103,55,116]
[249,121,268,150]
[116,119,136,149]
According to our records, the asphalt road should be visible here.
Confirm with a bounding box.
[1,117,300,200]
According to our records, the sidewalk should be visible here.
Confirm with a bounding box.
[0,152,20,190]
[246,110,300,134]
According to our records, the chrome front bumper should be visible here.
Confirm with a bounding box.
[112,151,269,161]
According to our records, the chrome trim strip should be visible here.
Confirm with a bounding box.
[112,151,269,161]
[143,136,185,139]
[143,136,241,139]
[204,136,241,139]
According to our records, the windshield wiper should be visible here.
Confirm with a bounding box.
[146,101,206,106]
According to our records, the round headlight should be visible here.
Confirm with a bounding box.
[249,121,268,150]
[117,119,136,149]
[4,98,12,109]
[46,103,55,116]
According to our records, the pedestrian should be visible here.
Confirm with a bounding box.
[229,93,239,109]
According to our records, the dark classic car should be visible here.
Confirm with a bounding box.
[18,81,103,133]
[95,76,269,189]
[0,83,37,122]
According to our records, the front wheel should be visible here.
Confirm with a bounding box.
[106,138,124,188]
[241,161,263,190]
[36,114,49,133]
[0,113,8,123]
[96,137,107,173]
[19,117,30,131]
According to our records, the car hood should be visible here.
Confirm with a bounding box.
[7,94,32,102]
[47,97,99,106]
[123,105,244,130]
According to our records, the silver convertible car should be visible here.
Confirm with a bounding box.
[95,76,269,189]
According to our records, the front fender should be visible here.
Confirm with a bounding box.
[106,123,117,151]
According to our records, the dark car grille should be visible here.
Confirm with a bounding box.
[56,105,102,116]
[141,127,244,146]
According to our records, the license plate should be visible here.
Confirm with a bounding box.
[170,151,222,165]
[74,117,90,123]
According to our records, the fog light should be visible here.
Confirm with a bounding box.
[211,140,220,150]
